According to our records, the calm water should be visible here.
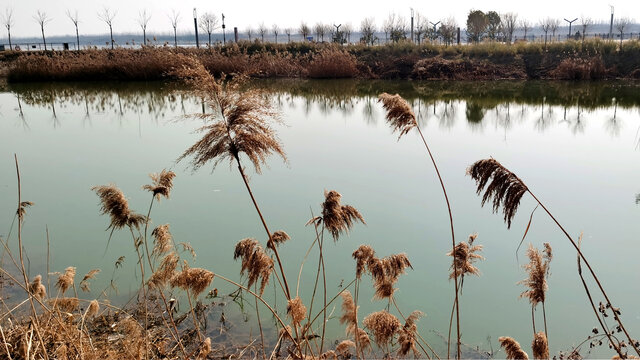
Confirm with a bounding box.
[1,80,639,357]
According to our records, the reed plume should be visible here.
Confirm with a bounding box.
[467,158,528,228]
[86,299,100,318]
[233,238,274,296]
[397,311,424,357]
[92,184,147,230]
[142,169,176,200]
[175,59,287,174]
[367,253,412,300]
[363,310,401,347]
[532,331,549,359]
[17,201,34,219]
[169,265,214,296]
[267,230,291,249]
[28,274,46,299]
[447,233,484,280]
[336,340,356,357]
[519,244,551,307]
[311,190,365,241]
[151,224,173,256]
[50,297,79,313]
[378,93,416,139]
[286,296,307,325]
[352,244,376,279]
[340,290,358,334]
[320,350,337,359]
[499,336,530,359]
[79,269,100,292]
[56,266,76,295]
[148,252,179,288]
[356,328,371,351]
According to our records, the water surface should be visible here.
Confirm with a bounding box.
[1,80,639,357]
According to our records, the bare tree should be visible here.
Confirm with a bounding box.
[66,10,80,50]
[549,18,560,42]
[615,17,632,46]
[360,17,376,45]
[383,13,396,43]
[520,19,531,41]
[323,24,333,42]
[501,13,517,44]
[440,17,458,45]
[3,8,14,50]
[34,11,52,50]
[314,22,325,42]
[168,10,180,48]
[258,22,267,42]
[199,12,219,46]
[272,24,279,43]
[414,12,428,44]
[299,22,310,41]
[98,7,117,49]
[343,23,353,43]
[284,28,291,42]
[540,18,551,47]
[580,17,592,44]
[246,27,254,41]
[137,9,152,45]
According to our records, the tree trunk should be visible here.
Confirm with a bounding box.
[8,30,11,49]
[174,29,178,47]
[76,27,80,50]
[41,27,47,51]
[110,26,114,49]
[143,29,146,46]
[208,33,211,46]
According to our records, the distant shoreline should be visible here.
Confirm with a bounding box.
[1,40,640,82]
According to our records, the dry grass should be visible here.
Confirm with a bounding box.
[500,336,530,359]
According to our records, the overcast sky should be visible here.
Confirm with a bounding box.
[1,0,635,38]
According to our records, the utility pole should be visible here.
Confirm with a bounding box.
[410,8,414,43]
[608,5,614,40]
[333,23,341,43]
[564,17,578,40]
[193,8,200,48]
[222,13,226,45]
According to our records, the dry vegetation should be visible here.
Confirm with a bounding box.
[2,39,640,82]
[1,57,639,360]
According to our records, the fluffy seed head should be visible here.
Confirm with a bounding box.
[149,252,179,288]
[336,340,355,357]
[447,234,484,280]
[197,337,211,360]
[86,299,100,318]
[56,267,76,295]
[378,93,417,139]
[499,336,529,360]
[352,245,375,279]
[169,265,214,296]
[467,158,529,228]
[286,296,307,325]
[340,290,358,335]
[151,224,173,256]
[80,269,101,292]
[320,190,365,241]
[143,169,176,201]
[267,230,290,250]
[518,244,550,306]
[363,310,401,346]
[29,275,46,299]
[532,331,549,360]
[50,297,79,313]
[397,311,424,357]
[92,184,147,230]
[367,253,412,300]
[233,238,274,296]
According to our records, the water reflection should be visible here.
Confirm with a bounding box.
[3,80,640,137]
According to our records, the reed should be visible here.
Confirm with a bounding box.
[468,158,640,357]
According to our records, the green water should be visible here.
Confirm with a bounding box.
[1,80,639,357]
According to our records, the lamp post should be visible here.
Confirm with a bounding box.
[193,8,200,48]
[608,5,614,40]
[222,13,226,45]
[410,8,414,43]
[564,17,578,40]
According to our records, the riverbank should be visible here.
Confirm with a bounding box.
[2,39,640,82]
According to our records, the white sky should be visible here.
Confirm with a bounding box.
[1,0,634,38]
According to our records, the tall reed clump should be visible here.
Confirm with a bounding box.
[307,189,365,352]
[378,92,462,359]
[467,158,639,357]
[518,243,552,339]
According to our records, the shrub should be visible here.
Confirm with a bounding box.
[307,49,359,78]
